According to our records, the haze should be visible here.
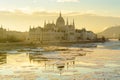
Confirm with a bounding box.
[0,0,120,33]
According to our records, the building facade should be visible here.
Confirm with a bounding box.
[0,26,7,41]
[28,13,97,43]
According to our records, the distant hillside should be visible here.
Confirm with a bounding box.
[98,26,120,39]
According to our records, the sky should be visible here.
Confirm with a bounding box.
[0,0,120,33]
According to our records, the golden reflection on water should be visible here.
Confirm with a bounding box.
[0,53,7,65]
[7,53,30,66]
[0,42,120,80]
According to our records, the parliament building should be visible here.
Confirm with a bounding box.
[28,12,97,43]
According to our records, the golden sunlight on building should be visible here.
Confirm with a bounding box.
[28,12,97,43]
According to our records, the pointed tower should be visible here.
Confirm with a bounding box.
[73,19,75,28]
[44,20,46,27]
[60,11,61,17]
[66,18,69,26]
[56,12,65,27]
[29,25,31,30]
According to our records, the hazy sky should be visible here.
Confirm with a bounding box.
[0,0,120,16]
[0,0,120,32]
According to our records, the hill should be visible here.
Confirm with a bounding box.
[98,26,120,39]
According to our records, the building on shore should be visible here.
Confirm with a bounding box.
[0,25,28,43]
[28,12,97,43]
[0,26,7,41]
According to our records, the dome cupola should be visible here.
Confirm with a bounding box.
[56,12,65,27]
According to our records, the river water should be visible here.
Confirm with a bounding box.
[0,40,120,80]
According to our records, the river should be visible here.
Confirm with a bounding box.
[0,40,120,80]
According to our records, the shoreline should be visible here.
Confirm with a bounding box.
[0,40,105,50]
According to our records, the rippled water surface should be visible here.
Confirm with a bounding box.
[0,40,120,80]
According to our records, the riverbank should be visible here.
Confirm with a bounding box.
[0,40,105,51]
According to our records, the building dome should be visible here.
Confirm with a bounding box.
[56,12,65,27]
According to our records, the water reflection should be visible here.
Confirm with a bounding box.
[0,53,7,65]
[29,53,48,63]
[28,51,77,75]
[0,41,120,80]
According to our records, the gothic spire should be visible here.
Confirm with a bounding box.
[44,20,46,27]
[66,18,68,25]
[73,19,75,27]
[59,11,61,17]
[29,25,32,30]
